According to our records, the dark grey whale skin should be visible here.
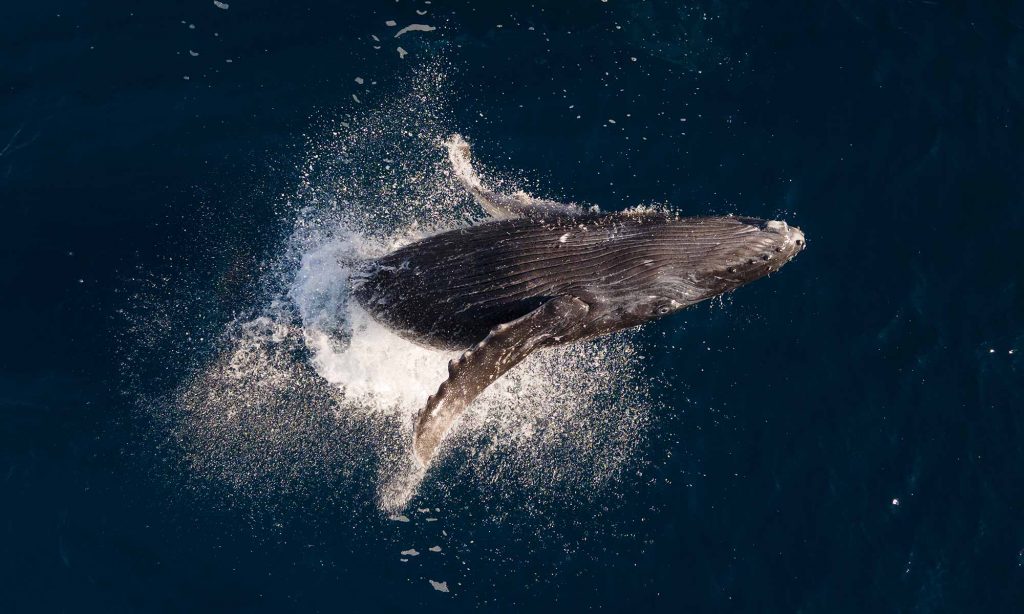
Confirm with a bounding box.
[351,210,806,351]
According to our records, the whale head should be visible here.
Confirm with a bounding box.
[592,214,806,327]
[688,216,806,297]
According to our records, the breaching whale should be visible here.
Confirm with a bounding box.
[352,136,806,466]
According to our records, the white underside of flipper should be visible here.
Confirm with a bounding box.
[412,295,590,466]
[445,134,585,219]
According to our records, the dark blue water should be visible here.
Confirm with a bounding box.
[3,1,1022,611]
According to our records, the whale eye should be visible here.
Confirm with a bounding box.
[657,305,671,316]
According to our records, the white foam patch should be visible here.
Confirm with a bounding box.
[429,580,449,593]
[287,226,451,410]
[140,63,652,516]
[394,24,437,38]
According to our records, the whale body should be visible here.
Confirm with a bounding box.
[352,136,807,465]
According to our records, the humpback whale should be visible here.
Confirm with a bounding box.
[352,136,807,466]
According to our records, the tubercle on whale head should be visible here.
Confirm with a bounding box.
[685,216,806,300]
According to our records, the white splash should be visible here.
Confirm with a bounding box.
[157,64,651,515]
[287,226,451,411]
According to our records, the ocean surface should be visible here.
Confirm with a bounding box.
[2,1,1022,611]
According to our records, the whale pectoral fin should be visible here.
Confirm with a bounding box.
[445,134,584,219]
[412,295,590,466]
